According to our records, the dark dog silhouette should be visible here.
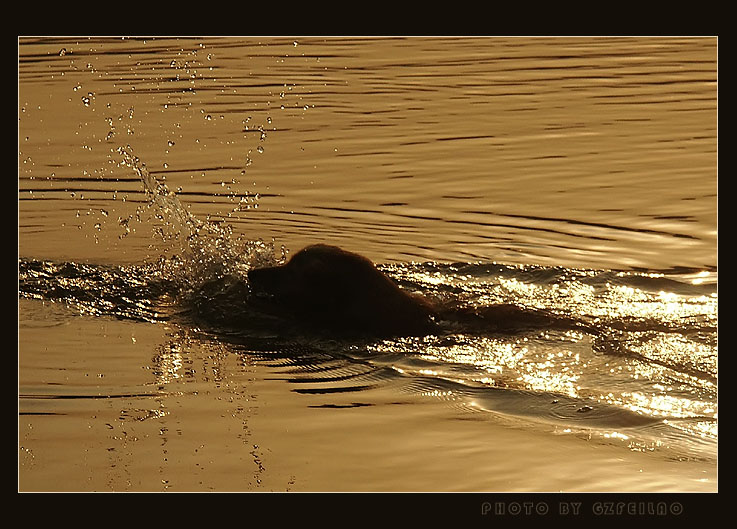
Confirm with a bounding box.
[247,244,572,338]
[248,244,436,337]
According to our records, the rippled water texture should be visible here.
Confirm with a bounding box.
[19,37,716,269]
[18,37,717,492]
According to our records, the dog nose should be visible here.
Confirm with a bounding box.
[247,266,283,295]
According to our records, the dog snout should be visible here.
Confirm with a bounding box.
[248,266,284,296]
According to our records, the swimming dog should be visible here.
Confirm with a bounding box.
[247,244,567,338]
[248,244,436,337]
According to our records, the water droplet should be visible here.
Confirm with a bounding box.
[266,116,272,124]
[293,41,298,47]
[205,114,212,121]
[58,48,67,56]
[168,140,175,147]
[256,146,264,154]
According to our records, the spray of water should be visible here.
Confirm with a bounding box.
[118,145,285,291]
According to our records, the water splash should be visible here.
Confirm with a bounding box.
[119,146,198,236]
[117,145,284,290]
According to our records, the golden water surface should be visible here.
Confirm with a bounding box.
[18,37,717,493]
